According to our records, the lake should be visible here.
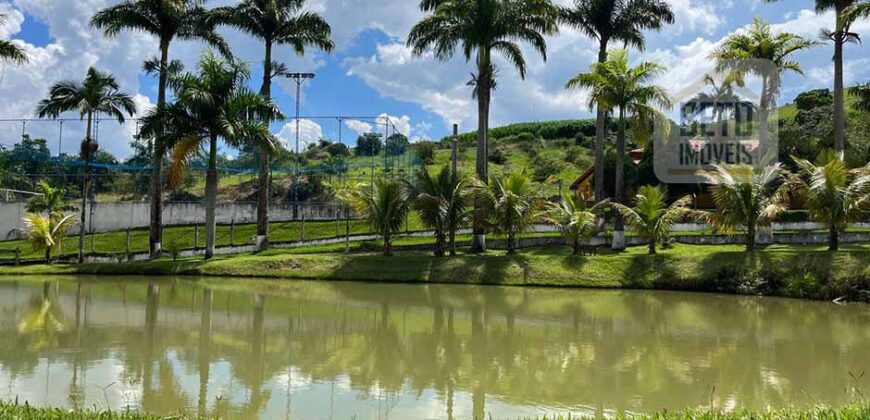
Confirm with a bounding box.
[0,277,868,419]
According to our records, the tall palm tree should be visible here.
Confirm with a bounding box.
[710,18,818,147]
[407,0,559,253]
[613,185,692,254]
[91,0,231,259]
[793,150,870,250]
[764,0,869,152]
[475,172,543,255]
[338,179,411,256]
[559,0,673,202]
[542,193,605,255]
[565,49,671,250]
[689,74,741,140]
[140,53,282,259]
[702,164,793,251]
[214,0,333,250]
[406,166,467,257]
[0,14,27,63]
[35,67,136,263]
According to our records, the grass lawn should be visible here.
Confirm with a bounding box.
[3,242,870,302]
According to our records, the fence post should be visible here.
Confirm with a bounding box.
[14,248,19,266]
[194,224,199,249]
[90,229,95,255]
[125,228,131,258]
[230,219,235,246]
[335,203,340,238]
[301,208,306,242]
[344,206,350,254]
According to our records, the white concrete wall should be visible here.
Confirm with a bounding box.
[0,201,348,238]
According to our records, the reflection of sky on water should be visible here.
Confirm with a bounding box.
[0,278,868,419]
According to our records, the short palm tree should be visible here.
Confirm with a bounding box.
[850,83,870,112]
[339,179,411,256]
[214,0,333,250]
[710,18,818,146]
[559,0,673,201]
[406,166,467,257]
[26,182,76,219]
[0,14,26,63]
[542,193,605,255]
[91,0,231,259]
[35,67,136,263]
[793,150,870,251]
[613,185,693,254]
[565,49,671,251]
[24,213,77,264]
[140,53,281,259]
[702,164,793,251]
[475,172,544,255]
[407,0,559,253]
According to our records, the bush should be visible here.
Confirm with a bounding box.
[385,133,410,156]
[564,147,583,165]
[574,133,595,148]
[412,141,439,165]
[488,146,508,165]
[326,142,350,157]
[532,155,561,182]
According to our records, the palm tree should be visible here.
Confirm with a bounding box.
[559,0,673,202]
[612,185,693,254]
[0,14,26,63]
[26,182,76,219]
[214,0,333,250]
[702,164,793,251]
[475,172,543,255]
[35,67,136,263]
[24,213,77,264]
[710,18,818,147]
[542,193,604,255]
[793,150,870,250]
[565,49,671,250]
[407,0,559,253]
[764,0,869,152]
[338,179,411,256]
[689,74,741,140]
[140,53,282,259]
[406,166,467,257]
[850,83,870,111]
[91,0,231,259]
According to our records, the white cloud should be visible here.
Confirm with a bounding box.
[276,119,323,149]
[343,119,373,136]
[668,0,724,35]
[377,113,411,136]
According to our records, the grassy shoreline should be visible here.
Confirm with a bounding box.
[2,243,870,302]
[3,401,870,420]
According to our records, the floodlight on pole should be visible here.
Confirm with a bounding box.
[283,72,316,205]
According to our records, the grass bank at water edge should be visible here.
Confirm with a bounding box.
[2,244,870,302]
[3,401,870,419]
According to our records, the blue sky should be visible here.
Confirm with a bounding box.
[0,0,868,159]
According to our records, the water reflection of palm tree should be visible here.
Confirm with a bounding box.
[142,283,159,407]
[198,288,212,416]
[17,281,66,353]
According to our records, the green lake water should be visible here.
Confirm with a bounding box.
[0,277,868,419]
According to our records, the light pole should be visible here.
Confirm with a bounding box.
[284,72,315,207]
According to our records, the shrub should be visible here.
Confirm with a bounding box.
[412,141,439,165]
[531,155,561,182]
[326,142,350,157]
[564,147,583,164]
[355,133,382,156]
[165,240,182,261]
[488,146,508,164]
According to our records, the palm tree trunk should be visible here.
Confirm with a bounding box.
[149,39,170,259]
[648,239,656,255]
[256,39,273,250]
[829,223,839,251]
[449,224,456,256]
[594,38,608,202]
[833,8,846,152]
[471,48,491,253]
[759,76,769,148]
[612,108,626,251]
[45,248,51,265]
[78,112,92,264]
[205,134,218,260]
[746,221,756,251]
[507,232,516,255]
[384,231,392,256]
